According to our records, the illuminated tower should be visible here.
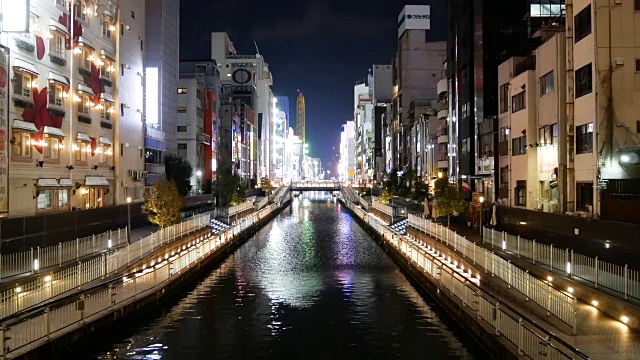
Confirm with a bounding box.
[296,90,306,143]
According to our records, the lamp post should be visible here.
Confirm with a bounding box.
[126,197,132,244]
[479,196,485,241]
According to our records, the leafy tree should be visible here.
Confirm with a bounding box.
[435,181,467,227]
[143,180,183,228]
[259,176,274,196]
[411,179,430,202]
[165,155,193,197]
[379,188,394,204]
[230,174,246,205]
[216,157,246,207]
[384,168,400,194]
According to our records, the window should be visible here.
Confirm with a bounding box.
[552,123,559,144]
[12,129,31,157]
[575,63,592,98]
[177,143,187,158]
[499,83,509,113]
[512,136,526,156]
[177,106,187,113]
[177,125,187,132]
[576,123,594,154]
[177,88,187,94]
[576,182,593,212]
[14,72,33,98]
[120,23,124,37]
[102,20,112,38]
[499,127,510,142]
[574,4,591,43]
[77,1,88,22]
[78,94,91,114]
[120,63,125,76]
[140,39,144,51]
[637,120,640,134]
[49,83,65,107]
[120,103,124,116]
[636,0,640,11]
[131,10,136,19]
[43,136,60,160]
[512,91,526,112]
[100,145,112,163]
[539,126,553,145]
[78,47,92,69]
[101,59,112,80]
[36,190,54,211]
[100,100,111,121]
[515,181,527,206]
[58,189,69,208]
[636,59,640,72]
[540,71,554,95]
[49,33,65,58]
[76,142,88,162]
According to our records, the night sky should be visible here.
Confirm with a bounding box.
[180,0,447,168]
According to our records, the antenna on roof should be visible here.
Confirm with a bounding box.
[254,41,261,55]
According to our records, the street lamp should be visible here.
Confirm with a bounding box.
[196,170,202,194]
[126,197,132,244]
[479,196,485,240]
[437,171,443,179]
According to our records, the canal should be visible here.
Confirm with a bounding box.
[89,192,484,359]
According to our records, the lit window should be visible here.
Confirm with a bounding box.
[49,33,65,58]
[100,145,112,163]
[76,142,88,162]
[78,47,92,70]
[78,94,91,114]
[100,100,111,121]
[12,129,31,157]
[177,106,187,113]
[77,1,88,22]
[101,58,112,80]
[48,83,65,107]
[43,136,60,160]
[36,190,54,210]
[14,72,33,98]
[102,19,112,38]
[58,189,69,208]
[177,88,187,94]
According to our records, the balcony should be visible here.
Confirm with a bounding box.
[499,141,509,156]
[438,135,448,144]
[197,132,211,145]
[146,126,166,142]
[437,109,448,120]
[515,56,536,77]
[438,160,449,169]
[437,78,447,95]
[145,162,165,175]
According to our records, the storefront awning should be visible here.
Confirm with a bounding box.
[49,19,69,36]
[85,176,110,187]
[37,178,59,187]
[58,178,73,187]
[44,126,65,137]
[13,59,39,76]
[100,92,114,103]
[76,132,91,142]
[48,72,69,86]
[77,84,95,97]
[99,136,112,145]
[12,120,38,132]
[77,36,95,50]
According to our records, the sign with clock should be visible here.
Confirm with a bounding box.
[232,69,252,85]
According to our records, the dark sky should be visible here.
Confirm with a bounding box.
[180,0,447,169]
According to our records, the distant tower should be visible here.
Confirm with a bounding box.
[296,90,306,143]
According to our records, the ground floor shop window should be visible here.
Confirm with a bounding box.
[36,189,54,211]
[85,187,105,209]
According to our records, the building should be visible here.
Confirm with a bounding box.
[497,1,640,224]
[210,32,273,182]
[392,5,446,175]
[339,121,356,182]
[296,90,305,144]
[447,0,529,199]
[288,130,303,182]
[144,0,180,184]
[372,64,393,183]
[3,0,127,216]
[353,77,374,184]
[272,97,288,182]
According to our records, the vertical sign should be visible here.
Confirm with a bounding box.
[0,45,9,213]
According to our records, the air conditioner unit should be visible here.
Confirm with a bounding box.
[127,169,136,177]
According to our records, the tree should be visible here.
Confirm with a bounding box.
[143,180,183,228]
[215,157,245,207]
[259,176,274,196]
[435,181,467,227]
[379,188,394,204]
[230,174,246,205]
[411,179,430,202]
[165,155,193,197]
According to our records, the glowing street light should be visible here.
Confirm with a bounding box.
[126,196,132,244]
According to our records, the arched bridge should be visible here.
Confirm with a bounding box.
[291,181,341,191]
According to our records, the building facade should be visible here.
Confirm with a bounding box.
[296,90,305,144]
[339,121,356,182]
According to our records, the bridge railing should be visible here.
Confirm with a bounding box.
[371,199,406,217]
[341,198,587,360]
[408,214,577,332]
[291,182,340,189]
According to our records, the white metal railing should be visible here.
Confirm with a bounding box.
[255,196,269,210]
[291,182,340,188]
[1,228,127,281]
[0,214,210,321]
[408,214,577,331]
[359,196,369,211]
[1,203,281,359]
[483,227,640,301]
[342,199,587,360]
[223,200,254,217]
[371,199,407,217]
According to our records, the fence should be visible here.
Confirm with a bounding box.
[483,227,640,301]
[0,202,280,359]
[0,228,127,281]
[0,213,210,321]
[223,201,255,217]
[408,214,577,332]
[339,196,587,360]
[371,200,406,217]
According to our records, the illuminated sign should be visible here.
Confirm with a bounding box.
[398,5,430,38]
[1,0,30,33]
[145,67,158,124]
[539,146,558,174]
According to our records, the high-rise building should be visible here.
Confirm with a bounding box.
[392,5,446,174]
[447,0,529,199]
[354,76,374,184]
[144,0,180,184]
[372,65,393,183]
[273,97,288,181]
[296,90,306,144]
[340,121,356,182]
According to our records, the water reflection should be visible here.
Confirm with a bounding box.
[93,191,482,359]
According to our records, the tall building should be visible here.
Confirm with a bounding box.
[339,121,356,182]
[372,64,393,183]
[144,0,180,184]
[2,0,133,216]
[272,97,288,181]
[210,32,273,182]
[296,90,305,143]
[392,5,446,174]
[354,76,374,184]
[447,0,529,199]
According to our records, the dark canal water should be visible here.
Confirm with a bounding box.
[90,192,484,359]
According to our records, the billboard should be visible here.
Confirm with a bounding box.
[398,5,431,38]
[145,67,158,124]
[0,46,8,213]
